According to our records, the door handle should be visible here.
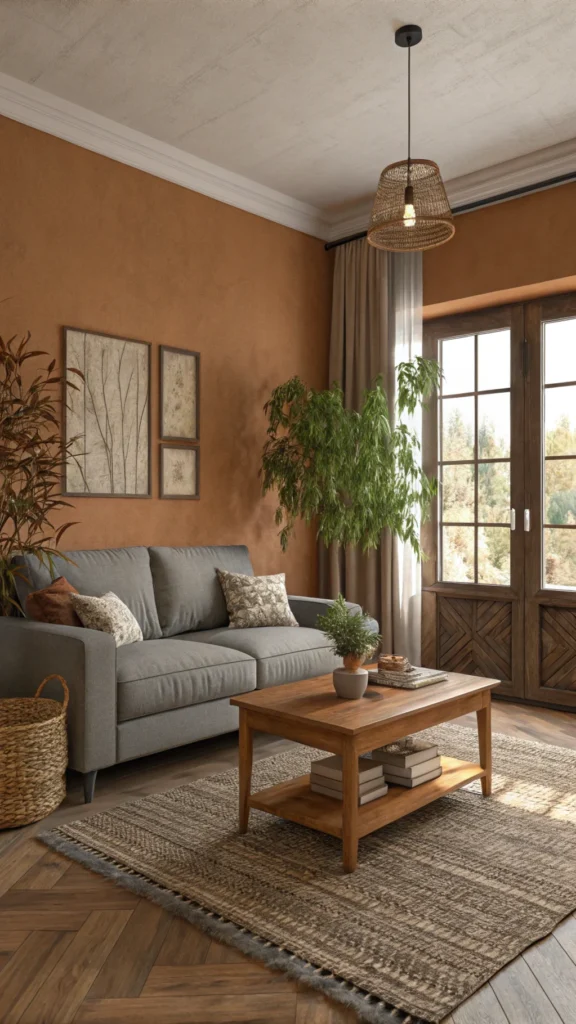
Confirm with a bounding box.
[510,509,516,531]
[524,509,531,532]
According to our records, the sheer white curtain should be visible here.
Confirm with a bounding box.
[319,238,423,664]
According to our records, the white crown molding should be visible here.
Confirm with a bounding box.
[1,71,575,244]
[326,139,576,242]
[0,72,331,240]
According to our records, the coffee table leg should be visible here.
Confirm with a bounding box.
[342,739,359,872]
[476,692,492,797]
[238,709,253,832]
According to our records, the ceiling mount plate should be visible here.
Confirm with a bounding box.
[395,24,423,48]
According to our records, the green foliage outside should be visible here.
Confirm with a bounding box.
[317,594,381,659]
[261,357,441,555]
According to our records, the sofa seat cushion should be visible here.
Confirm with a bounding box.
[116,639,256,722]
[180,627,341,689]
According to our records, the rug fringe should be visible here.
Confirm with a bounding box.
[39,827,433,1024]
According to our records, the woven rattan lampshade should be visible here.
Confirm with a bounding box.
[368,158,455,252]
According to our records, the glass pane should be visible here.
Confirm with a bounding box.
[477,527,510,585]
[441,335,474,395]
[478,329,510,391]
[442,397,474,461]
[545,459,576,525]
[544,318,576,385]
[545,529,576,588]
[545,385,576,456]
[478,392,510,458]
[442,526,474,583]
[442,463,474,522]
[478,462,510,523]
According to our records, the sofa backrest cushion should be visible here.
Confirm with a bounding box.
[149,545,254,636]
[13,547,162,640]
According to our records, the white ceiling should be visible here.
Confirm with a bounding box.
[1,0,576,213]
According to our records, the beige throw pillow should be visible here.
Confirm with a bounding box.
[71,591,143,647]
[216,569,298,629]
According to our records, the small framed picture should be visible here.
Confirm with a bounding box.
[160,345,200,441]
[160,444,200,500]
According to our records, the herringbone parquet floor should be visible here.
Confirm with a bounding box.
[1,702,575,1024]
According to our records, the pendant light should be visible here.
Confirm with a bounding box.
[367,24,455,252]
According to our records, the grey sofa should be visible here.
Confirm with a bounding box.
[0,544,378,802]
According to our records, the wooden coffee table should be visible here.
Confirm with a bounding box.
[231,669,499,872]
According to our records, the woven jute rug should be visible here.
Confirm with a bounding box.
[41,724,576,1024]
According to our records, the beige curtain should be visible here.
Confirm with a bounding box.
[319,238,423,664]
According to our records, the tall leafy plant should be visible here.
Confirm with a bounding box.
[261,357,440,554]
[0,333,81,615]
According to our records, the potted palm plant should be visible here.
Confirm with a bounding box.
[318,595,381,699]
[0,333,81,615]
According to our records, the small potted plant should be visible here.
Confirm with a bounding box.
[318,596,381,699]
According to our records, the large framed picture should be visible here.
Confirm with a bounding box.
[160,345,200,441]
[160,444,200,500]
[64,328,151,497]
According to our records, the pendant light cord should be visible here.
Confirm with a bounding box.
[407,41,411,183]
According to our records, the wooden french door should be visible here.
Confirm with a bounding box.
[423,295,576,709]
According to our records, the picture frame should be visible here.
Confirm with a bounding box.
[160,345,200,441]
[160,444,200,500]
[63,327,151,497]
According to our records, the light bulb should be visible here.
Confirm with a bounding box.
[403,202,416,227]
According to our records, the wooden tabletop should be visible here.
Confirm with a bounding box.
[231,670,500,736]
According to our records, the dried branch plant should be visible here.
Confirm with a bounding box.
[0,333,82,614]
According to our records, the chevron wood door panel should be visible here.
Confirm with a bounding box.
[438,597,512,684]
[540,607,576,692]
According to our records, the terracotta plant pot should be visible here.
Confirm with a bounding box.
[343,654,366,673]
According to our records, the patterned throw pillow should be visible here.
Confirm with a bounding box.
[216,569,299,629]
[70,591,143,647]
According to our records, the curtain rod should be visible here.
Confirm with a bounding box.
[324,170,576,251]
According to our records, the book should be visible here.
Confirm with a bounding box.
[384,766,442,788]
[371,739,439,769]
[369,667,447,689]
[310,772,386,796]
[310,754,384,784]
[374,755,441,780]
[310,781,389,805]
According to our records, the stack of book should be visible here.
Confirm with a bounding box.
[368,665,447,689]
[310,754,388,805]
[371,738,442,787]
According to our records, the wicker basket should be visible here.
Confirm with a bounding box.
[0,675,69,828]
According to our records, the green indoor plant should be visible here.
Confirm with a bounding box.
[318,595,381,698]
[261,357,440,555]
[0,333,81,615]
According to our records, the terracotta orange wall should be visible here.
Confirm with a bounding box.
[0,115,332,594]
[423,181,576,316]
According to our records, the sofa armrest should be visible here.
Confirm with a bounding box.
[0,619,117,773]
[288,595,379,634]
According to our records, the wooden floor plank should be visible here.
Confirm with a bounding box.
[490,955,564,1024]
[0,909,91,931]
[295,989,357,1022]
[0,930,29,955]
[0,889,138,911]
[19,910,132,1024]
[141,962,295,996]
[0,842,46,898]
[74,993,298,1023]
[12,851,70,891]
[523,935,576,1023]
[204,938,251,964]
[154,917,211,966]
[87,901,172,999]
[54,863,123,891]
[0,930,74,1024]
[554,914,576,966]
[452,984,508,1023]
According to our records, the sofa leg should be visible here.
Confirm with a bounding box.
[82,770,98,804]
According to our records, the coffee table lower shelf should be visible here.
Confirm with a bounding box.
[249,756,485,840]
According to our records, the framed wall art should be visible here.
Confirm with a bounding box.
[64,328,151,496]
[160,444,200,500]
[160,345,200,441]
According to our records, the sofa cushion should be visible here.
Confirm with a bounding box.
[116,639,256,722]
[149,545,254,636]
[180,626,341,689]
[13,547,162,641]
